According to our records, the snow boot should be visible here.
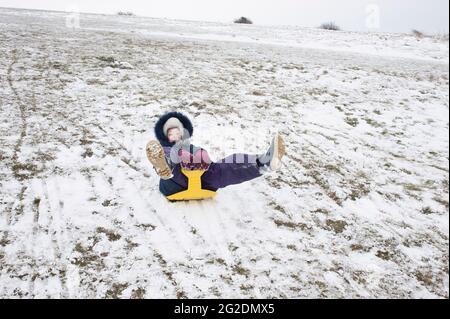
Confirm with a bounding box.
[257,133,286,171]
[146,140,173,180]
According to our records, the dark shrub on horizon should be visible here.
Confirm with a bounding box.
[117,11,134,16]
[319,22,341,31]
[412,29,426,39]
[234,17,253,24]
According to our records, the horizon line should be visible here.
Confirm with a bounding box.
[0,5,448,37]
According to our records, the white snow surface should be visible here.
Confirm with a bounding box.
[0,8,448,299]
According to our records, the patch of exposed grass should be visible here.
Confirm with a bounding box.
[268,201,288,215]
[71,242,104,269]
[232,264,250,277]
[311,208,330,215]
[125,239,139,250]
[252,90,265,96]
[130,287,146,299]
[273,219,309,231]
[345,117,359,127]
[97,56,116,63]
[105,283,129,299]
[206,258,227,266]
[350,244,371,252]
[365,118,383,128]
[376,250,392,261]
[352,271,368,285]
[96,227,121,241]
[12,162,42,180]
[240,284,254,292]
[101,199,118,207]
[324,164,342,174]
[86,78,105,85]
[325,219,348,234]
[348,182,371,201]
[0,237,11,247]
[136,223,156,231]
[404,183,422,192]
[420,207,438,215]
[415,271,433,286]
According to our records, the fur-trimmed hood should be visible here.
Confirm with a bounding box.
[154,112,194,147]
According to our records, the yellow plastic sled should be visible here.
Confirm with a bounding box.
[167,169,216,201]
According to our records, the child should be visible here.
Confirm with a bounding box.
[146,112,286,197]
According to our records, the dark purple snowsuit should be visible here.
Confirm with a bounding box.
[159,148,262,196]
[154,112,262,196]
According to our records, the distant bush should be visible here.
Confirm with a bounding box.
[412,29,425,39]
[411,30,449,42]
[117,11,134,16]
[437,33,449,42]
[234,17,253,24]
[429,33,449,43]
[319,22,341,31]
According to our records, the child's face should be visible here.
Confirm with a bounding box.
[167,127,182,142]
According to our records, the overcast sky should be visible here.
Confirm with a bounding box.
[0,0,448,34]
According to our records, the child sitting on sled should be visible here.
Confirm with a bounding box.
[146,112,286,197]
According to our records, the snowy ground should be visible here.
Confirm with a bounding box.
[0,8,449,299]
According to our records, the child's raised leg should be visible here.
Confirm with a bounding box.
[201,154,262,190]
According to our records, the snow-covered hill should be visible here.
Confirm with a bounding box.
[0,8,448,298]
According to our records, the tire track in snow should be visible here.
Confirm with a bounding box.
[0,185,27,297]
[27,186,41,297]
[94,123,150,178]
[74,157,191,297]
[111,167,195,258]
[2,52,58,297]
[40,179,70,298]
[2,48,48,248]
[181,200,235,261]
[152,248,188,298]
[93,163,192,297]
[6,50,28,179]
